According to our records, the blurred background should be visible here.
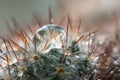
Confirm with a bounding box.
[0,0,55,35]
[0,0,120,36]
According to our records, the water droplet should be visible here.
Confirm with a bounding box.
[33,24,66,53]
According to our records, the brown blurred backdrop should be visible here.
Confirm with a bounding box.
[0,0,120,36]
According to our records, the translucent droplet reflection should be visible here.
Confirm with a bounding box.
[33,24,66,53]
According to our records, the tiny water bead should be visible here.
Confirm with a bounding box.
[33,24,66,53]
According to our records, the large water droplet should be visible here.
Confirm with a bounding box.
[33,24,66,53]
